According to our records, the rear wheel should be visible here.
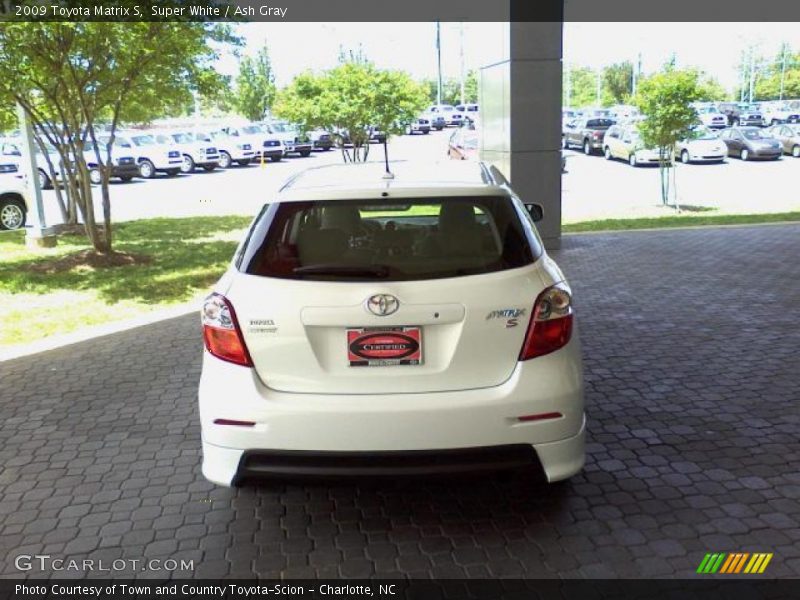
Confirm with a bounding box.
[583,139,592,155]
[89,168,103,185]
[119,175,134,183]
[270,155,282,162]
[562,136,569,149]
[218,151,232,169]
[299,150,311,157]
[38,169,53,190]
[0,197,26,230]
[604,146,612,160]
[138,160,155,179]
[181,155,195,173]
[202,164,217,172]
[681,150,690,164]
[740,148,749,161]
[792,145,800,158]
[628,153,638,167]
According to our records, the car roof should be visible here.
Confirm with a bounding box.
[277,161,505,201]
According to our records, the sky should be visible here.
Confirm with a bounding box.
[217,22,800,92]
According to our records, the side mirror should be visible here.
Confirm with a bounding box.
[525,203,544,222]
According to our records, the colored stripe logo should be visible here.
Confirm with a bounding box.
[697,553,773,574]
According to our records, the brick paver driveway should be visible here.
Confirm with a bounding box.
[1,224,799,579]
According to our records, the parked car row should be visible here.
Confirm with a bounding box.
[564,120,799,167]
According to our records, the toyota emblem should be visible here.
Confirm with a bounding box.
[366,294,399,316]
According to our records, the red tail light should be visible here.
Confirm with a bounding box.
[519,283,574,360]
[202,293,253,367]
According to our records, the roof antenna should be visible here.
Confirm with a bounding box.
[381,135,394,179]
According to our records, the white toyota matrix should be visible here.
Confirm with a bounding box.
[199,161,585,486]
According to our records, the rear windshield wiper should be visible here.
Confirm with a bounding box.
[293,264,392,278]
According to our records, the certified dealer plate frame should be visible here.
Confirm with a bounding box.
[346,326,423,367]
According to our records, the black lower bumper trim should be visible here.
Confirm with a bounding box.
[234,444,540,483]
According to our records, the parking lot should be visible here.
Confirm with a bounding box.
[21,127,800,232]
[562,146,800,223]
[1,222,799,579]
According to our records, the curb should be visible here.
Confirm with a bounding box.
[562,219,800,236]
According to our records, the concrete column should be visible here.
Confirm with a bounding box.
[480,21,563,248]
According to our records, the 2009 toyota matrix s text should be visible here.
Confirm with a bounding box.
[198,161,585,486]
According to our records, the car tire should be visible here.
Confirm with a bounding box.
[138,160,156,179]
[165,168,180,177]
[218,151,232,169]
[792,145,800,158]
[236,159,251,166]
[270,156,282,162]
[181,155,195,174]
[604,146,612,160]
[562,136,569,150]
[119,176,134,183]
[423,130,429,135]
[202,164,217,172]
[38,169,52,190]
[681,150,690,164]
[740,148,749,161]
[628,153,638,167]
[0,197,26,230]
[300,150,311,157]
[583,139,592,155]
[89,167,103,185]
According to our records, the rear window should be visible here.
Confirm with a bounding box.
[238,196,541,281]
[587,119,614,128]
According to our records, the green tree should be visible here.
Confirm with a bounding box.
[753,46,800,100]
[234,45,277,122]
[602,61,633,105]
[0,104,15,133]
[634,68,703,207]
[695,71,729,102]
[563,65,601,107]
[0,21,236,252]
[275,63,428,162]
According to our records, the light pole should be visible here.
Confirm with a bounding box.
[779,44,788,101]
[459,22,465,106]
[436,21,443,106]
[16,103,56,248]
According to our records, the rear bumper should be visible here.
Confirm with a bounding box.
[203,417,585,486]
[199,336,585,486]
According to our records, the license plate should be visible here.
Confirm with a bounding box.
[347,327,422,367]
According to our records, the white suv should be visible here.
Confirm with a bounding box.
[120,133,183,178]
[152,131,220,173]
[195,129,255,168]
[198,161,585,487]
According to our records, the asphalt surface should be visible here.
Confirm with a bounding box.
[18,128,800,231]
[1,224,799,579]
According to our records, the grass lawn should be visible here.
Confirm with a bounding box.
[0,216,251,346]
[4,210,799,348]
[563,211,800,233]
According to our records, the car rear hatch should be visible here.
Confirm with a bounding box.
[225,193,545,395]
